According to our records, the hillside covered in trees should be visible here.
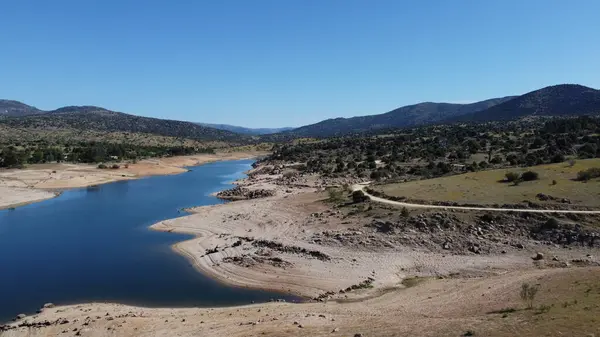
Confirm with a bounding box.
[265,116,600,182]
[0,105,250,142]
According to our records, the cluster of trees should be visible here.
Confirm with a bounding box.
[0,142,215,168]
[266,116,600,182]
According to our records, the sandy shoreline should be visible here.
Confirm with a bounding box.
[0,151,268,210]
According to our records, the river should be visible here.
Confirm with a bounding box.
[0,159,295,322]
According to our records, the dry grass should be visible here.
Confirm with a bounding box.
[376,158,600,207]
[478,267,600,337]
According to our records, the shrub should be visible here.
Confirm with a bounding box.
[540,218,561,231]
[505,172,520,182]
[401,207,410,217]
[97,163,107,169]
[568,159,576,167]
[111,164,120,169]
[551,179,557,185]
[351,190,369,203]
[521,171,539,181]
[520,283,539,309]
[576,167,600,181]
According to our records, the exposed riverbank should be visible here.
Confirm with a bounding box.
[0,151,268,210]
[3,160,599,336]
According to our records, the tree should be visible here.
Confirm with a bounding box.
[520,283,539,309]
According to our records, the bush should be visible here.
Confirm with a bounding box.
[504,172,520,182]
[401,207,410,217]
[521,171,539,181]
[97,163,107,169]
[111,164,120,169]
[351,190,369,203]
[576,167,600,181]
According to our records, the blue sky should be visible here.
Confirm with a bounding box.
[1,0,599,128]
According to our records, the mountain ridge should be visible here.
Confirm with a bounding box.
[0,103,250,142]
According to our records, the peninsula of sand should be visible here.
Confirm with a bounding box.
[0,151,267,210]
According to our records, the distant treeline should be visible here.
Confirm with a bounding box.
[0,142,215,168]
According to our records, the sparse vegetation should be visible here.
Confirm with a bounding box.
[520,283,540,309]
[373,158,600,207]
[326,187,345,203]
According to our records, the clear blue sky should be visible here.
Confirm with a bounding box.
[1,0,599,128]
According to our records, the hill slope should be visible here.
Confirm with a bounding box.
[459,84,600,121]
[0,100,44,116]
[197,123,293,135]
[0,104,249,142]
[282,96,515,138]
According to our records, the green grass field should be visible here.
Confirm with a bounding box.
[375,158,600,207]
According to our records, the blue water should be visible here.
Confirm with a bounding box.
[0,160,296,322]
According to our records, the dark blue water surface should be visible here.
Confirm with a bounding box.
[0,159,296,322]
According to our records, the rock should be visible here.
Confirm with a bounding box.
[14,314,26,321]
[354,334,364,337]
[332,327,339,332]
[43,303,55,309]
[442,242,450,250]
[532,252,544,261]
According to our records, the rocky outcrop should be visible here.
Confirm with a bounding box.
[216,187,275,201]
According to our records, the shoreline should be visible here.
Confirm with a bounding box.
[0,151,268,210]
[3,160,600,335]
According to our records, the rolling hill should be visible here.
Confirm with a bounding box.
[0,100,45,116]
[0,103,250,143]
[458,84,600,122]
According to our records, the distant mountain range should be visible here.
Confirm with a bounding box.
[272,84,600,138]
[2,84,599,142]
[196,123,294,135]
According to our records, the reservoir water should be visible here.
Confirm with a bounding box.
[0,159,296,322]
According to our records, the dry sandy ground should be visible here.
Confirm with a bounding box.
[0,152,267,209]
[3,267,599,336]
[151,190,541,299]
